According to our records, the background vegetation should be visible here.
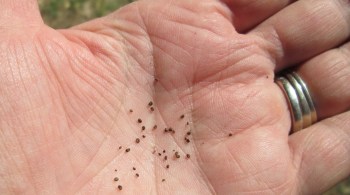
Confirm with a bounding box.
[38,0,349,194]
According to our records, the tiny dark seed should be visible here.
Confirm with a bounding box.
[138,118,142,123]
[152,149,156,154]
[164,156,168,161]
[142,135,146,138]
[158,153,162,156]
[163,150,166,153]
[229,133,233,137]
[153,125,157,130]
[186,154,191,159]
[168,128,173,132]
[150,107,155,112]
[175,152,180,158]
[133,167,136,170]
[166,164,169,169]
[142,126,146,131]
[187,131,191,136]
[180,114,185,119]
[119,146,122,150]
[162,179,165,182]
[136,173,139,177]
[164,128,168,133]
[114,177,119,181]
[186,122,189,125]
[129,109,133,113]
[118,185,122,190]
[135,138,140,143]
[125,148,130,152]
[148,101,153,106]
[185,138,190,143]
[155,78,159,82]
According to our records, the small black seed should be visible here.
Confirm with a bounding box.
[164,128,168,133]
[180,114,185,119]
[229,133,233,137]
[115,169,117,172]
[164,156,168,161]
[169,127,173,132]
[163,150,166,153]
[125,148,130,152]
[118,185,122,190]
[153,125,157,130]
[129,109,133,113]
[187,131,191,136]
[185,138,190,143]
[148,101,153,106]
[152,149,156,154]
[142,126,146,131]
[175,152,180,158]
[150,107,155,112]
[158,153,162,156]
[186,154,190,159]
[133,167,136,170]
[135,138,140,143]
[135,173,139,177]
[166,164,169,169]
[119,146,122,150]
[155,78,159,82]
[138,118,142,123]
[114,177,119,181]
[162,179,165,182]
[186,122,189,125]
[142,135,146,138]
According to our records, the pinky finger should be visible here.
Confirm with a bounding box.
[289,111,350,195]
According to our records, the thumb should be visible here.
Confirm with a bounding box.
[0,0,43,28]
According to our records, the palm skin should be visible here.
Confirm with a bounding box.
[0,0,319,194]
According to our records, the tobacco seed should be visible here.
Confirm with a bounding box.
[186,154,191,159]
[152,149,156,154]
[229,133,233,137]
[142,126,146,131]
[150,107,155,112]
[133,167,136,170]
[142,135,146,138]
[114,177,119,181]
[185,138,190,143]
[136,173,139,177]
[175,152,180,158]
[186,122,189,125]
[166,164,169,169]
[153,125,157,130]
[138,118,142,123]
[129,109,133,113]
[115,169,117,172]
[119,146,122,150]
[164,128,168,133]
[118,185,122,190]
[125,148,130,152]
[180,114,185,119]
[154,78,159,82]
[158,153,162,156]
[164,156,168,161]
[135,138,140,143]
[162,179,165,182]
[163,150,166,153]
[169,128,173,132]
[187,131,191,136]
[148,101,153,106]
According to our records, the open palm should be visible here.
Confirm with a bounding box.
[1,0,349,194]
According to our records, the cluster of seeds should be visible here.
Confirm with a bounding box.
[113,97,198,191]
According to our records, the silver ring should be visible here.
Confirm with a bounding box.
[276,72,317,134]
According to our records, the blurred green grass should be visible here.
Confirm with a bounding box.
[38,0,350,194]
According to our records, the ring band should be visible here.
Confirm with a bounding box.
[276,72,317,134]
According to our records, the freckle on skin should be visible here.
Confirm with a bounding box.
[162,179,165,182]
[180,114,185,119]
[129,109,133,113]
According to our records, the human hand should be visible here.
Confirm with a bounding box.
[0,0,349,194]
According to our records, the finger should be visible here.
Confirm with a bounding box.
[0,0,42,28]
[289,111,350,195]
[220,0,294,32]
[296,41,350,120]
[250,0,350,71]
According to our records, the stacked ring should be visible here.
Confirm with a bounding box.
[276,72,317,134]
